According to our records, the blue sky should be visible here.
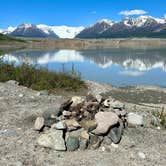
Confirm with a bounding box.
[0,0,166,28]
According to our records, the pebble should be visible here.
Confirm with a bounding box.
[34,117,45,131]
[51,121,66,130]
[138,152,146,159]
[19,93,24,98]
[111,142,119,148]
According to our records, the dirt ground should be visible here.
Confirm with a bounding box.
[0,81,166,166]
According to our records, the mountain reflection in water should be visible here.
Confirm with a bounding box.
[2,48,166,87]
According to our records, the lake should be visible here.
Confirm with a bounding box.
[2,48,166,87]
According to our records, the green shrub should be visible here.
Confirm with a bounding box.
[0,59,86,92]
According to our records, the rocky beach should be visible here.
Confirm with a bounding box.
[0,80,166,166]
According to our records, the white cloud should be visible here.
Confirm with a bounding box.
[119,9,147,16]
[90,11,97,14]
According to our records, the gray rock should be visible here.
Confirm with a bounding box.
[127,113,143,126]
[34,117,44,131]
[37,129,66,151]
[103,136,112,145]
[51,121,66,130]
[6,80,19,85]
[79,138,88,150]
[66,136,79,151]
[37,90,49,96]
[107,120,123,144]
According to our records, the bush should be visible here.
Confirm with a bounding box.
[0,59,86,92]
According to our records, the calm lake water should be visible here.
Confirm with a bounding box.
[2,48,166,87]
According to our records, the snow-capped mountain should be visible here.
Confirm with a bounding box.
[76,19,114,38]
[1,24,84,38]
[10,24,59,38]
[37,25,84,38]
[76,16,166,38]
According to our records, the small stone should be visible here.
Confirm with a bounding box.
[66,136,79,151]
[111,142,119,148]
[51,121,66,130]
[37,130,66,151]
[127,113,143,126]
[81,130,89,140]
[79,138,88,150]
[95,94,103,103]
[107,120,123,144]
[37,90,48,96]
[103,136,112,145]
[63,110,72,117]
[80,120,97,132]
[91,136,103,149]
[65,119,81,131]
[19,94,24,98]
[34,117,44,131]
[138,152,146,159]
[103,99,110,107]
[92,112,119,135]
[89,133,99,145]
[71,96,85,107]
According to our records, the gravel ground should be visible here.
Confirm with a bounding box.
[0,81,166,166]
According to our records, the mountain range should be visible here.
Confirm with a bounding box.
[1,15,166,38]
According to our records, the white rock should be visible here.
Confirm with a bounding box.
[127,113,143,126]
[51,121,66,130]
[34,117,44,131]
[19,94,24,98]
[111,142,119,148]
[71,96,85,107]
[138,152,146,159]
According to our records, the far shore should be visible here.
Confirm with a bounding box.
[1,38,166,51]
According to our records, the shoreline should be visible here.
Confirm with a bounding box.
[1,38,166,51]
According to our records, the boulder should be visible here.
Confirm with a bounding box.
[107,120,123,144]
[37,130,66,151]
[66,136,79,151]
[92,112,119,135]
[127,113,143,126]
[34,117,44,131]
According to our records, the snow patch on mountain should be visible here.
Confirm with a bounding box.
[37,25,84,38]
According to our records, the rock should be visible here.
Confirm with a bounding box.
[138,152,146,159]
[81,130,89,140]
[51,121,66,130]
[37,130,66,151]
[103,136,112,145]
[65,119,81,131]
[92,112,119,135]
[44,107,61,117]
[42,110,57,127]
[19,93,24,98]
[34,117,44,131]
[95,94,103,103]
[6,80,19,85]
[127,113,143,126]
[91,136,103,149]
[65,128,83,140]
[107,120,123,144]
[111,142,119,148]
[103,99,110,107]
[66,136,79,151]
[79,138,88,150]
[63,110,72,117]
[80,120,97,132]
[59,99,73,112]
[71,96,85,107]
[111,100,125,109]
[89,133,99,145]
[114,109,127,117]
[37,90,49,96]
